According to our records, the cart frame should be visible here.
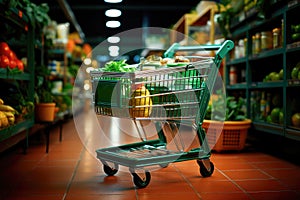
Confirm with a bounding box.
[90,40,234,188]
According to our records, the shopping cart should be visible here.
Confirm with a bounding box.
[90,40,234,188]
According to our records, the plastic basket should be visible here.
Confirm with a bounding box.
[202,119,252,152]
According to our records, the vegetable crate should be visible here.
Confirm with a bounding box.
[90,40,234,188]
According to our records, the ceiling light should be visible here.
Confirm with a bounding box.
[108,46,119,52]
[108,45,119,57]
[105,9,122,17]
[85,66,94,73]
[109,51,119,57]
[104,0,122,3]
[83,58,92,65]
[106,20,121,28]
[107,36,120,43]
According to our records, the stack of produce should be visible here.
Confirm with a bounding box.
[0,42,24,71]
[263,69,283,82]
[0,98,16,128]
[291,62,300,80]
[291,24,300,42]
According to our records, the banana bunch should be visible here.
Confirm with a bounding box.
[0,98,16,128]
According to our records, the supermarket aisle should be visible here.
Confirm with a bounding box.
[0,111,300,200]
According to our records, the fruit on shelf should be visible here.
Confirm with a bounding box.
[292,113,300,127]
[0,98,17,128]
[0,55,9,68]
[291,62,300,80]
[0,111,9,127]
[279,69,283,80]
[291,24,300,41]
[0,42,24,71]
[0,42,10,56]
[279,111,284,125]
[16,59,24,71]
[291,24,300,33]
[292,33,300,41]
[263,69,283,82]
[270,107,281,123]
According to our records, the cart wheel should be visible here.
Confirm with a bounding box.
[103,164,119,176]
[130,170,151,188]
[159,164,169,168]
[197,160,214,177]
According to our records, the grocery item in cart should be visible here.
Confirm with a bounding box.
[129,85,153,118]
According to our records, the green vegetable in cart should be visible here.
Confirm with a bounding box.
[103,60,135,72]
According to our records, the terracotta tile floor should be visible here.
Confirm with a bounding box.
[1,111,300,200]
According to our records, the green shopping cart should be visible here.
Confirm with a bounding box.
[90,40,234,188]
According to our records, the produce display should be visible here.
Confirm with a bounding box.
[263,69,283,82]
[0,42,24,72]
[266,107,284,125]
[291,61,300,80]
[292,113,300,128]
[0,98,17,129]
[291,23,300,42]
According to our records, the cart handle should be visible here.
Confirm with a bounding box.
[163,40,234,60]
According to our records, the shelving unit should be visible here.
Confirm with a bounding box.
[171,4,225,75]
[0,4,35,147]
[170,13,198,44]
[225,1,300,141]
[190,4,223,45]
[171,4,223,45]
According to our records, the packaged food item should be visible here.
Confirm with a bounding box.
[229,66,237,85]
[252,33,261,54]
[261,31,272,50]
[272,28,281,48]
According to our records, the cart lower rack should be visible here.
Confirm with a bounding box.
[90,40,234,188]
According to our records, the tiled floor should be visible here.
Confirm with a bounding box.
[0,109,300,199]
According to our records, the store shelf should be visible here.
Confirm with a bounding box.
[286,42,300,51]
[0,70,31,81]
[0,3,28,30]
[0,119,34,142]
[170,13,198,44]
[252,121,284,136]
[226,83,247,90]
[249,48,285,60]
[225,2,300,141]
[287,79,300,86]
[286,127,300,141]
[249,81,284,88]
[226,57,247,65]
[0,3,35,149]
[190,4,222,44]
